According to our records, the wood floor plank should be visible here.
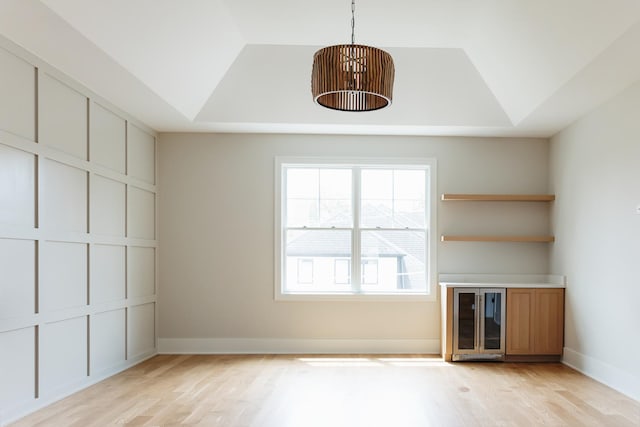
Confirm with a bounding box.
[9,355,640,426]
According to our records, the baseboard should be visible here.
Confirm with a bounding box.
[562,347,639,401]
[158,338,440,355]
[1,350,157,427]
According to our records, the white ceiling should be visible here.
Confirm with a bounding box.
[1,0,640,137]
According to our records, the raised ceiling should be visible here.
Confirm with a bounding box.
[2,0,640,137]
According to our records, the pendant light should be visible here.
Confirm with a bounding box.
[311,0,395,111]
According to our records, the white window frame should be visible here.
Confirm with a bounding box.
[274,156,437,301]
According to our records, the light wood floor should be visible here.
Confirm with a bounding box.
[10,355,640,427]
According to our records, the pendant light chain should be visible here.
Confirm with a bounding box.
[351,0,356,45]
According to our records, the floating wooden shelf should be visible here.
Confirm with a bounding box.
[441,194,555,202]
[441,235,555,243]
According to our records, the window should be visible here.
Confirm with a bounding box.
[276,157,436,299]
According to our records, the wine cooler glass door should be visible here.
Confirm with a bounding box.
[480,289,505,354]
[453,289,478,354]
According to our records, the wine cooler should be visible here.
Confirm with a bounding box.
[453,288,506,361]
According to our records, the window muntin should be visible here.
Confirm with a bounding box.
[279,160,433,297]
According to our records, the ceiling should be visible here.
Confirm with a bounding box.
[2,0,640,137]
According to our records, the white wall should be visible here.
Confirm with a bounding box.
[550,81,640,400]
[0,38,157,424]
[158,133,550,354]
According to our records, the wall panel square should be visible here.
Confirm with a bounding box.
[40,159,87,233]
[127,186,155,239]
[90,244,125,305]
[90,103,125,174]
[0,239,35,319]
[128,303,155,359]
[40,241,87,312]
[0,327,35,407]
[127,124,155,184]
[40,317,87,396]
[39,74,87,160]
[90,174,125,237]
[0,48,35,141]
[127,246,155,298]
[0,144,35,227]
[90,309,125,374]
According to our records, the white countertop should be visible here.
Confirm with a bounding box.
[439,274,565,289]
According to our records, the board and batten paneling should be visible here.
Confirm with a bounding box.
[90,244,126,305]
[0,238,35,319]
[90,174,126,237]
[40,159,88,233]
[128,246,156,298]
[127,123,156,184]
[90,309,126,376]
[0,327,36,412]
[39,316,88,396]
[0,48,35,141]
[128,303,156,359]
[0,144,35,227]
[0,36,157,425]
[38,73,88,160]
[39,241,88,312]
[90,103,126,174]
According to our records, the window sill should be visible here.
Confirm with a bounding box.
[275,292,434,302]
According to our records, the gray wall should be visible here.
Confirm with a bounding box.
[158,133,550,353]
[550,81,640,400]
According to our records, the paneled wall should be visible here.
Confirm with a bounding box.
[0,40,157,423]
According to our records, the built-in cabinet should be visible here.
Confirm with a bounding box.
[441,281,565,362]
[505,288,564,360]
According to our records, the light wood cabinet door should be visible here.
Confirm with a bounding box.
[533,288,564,354]
[506,289,534,354]
[506,288,564,356]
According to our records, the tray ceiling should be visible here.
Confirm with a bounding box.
[1,0,640,137]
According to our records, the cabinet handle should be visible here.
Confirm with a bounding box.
[475,294,481,351]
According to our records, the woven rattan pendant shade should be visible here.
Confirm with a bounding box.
[312,44,394,111]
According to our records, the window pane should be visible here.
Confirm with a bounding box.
[334,259,350,284]
[286,168,351,227]
[287,199,318,227]
[361,169,426,228]
[362,259,379,284]
[361,169,393,228]
[394,170,425,228]
[297,259,313,284]
[361,169,392,200]
[285,230,352,291]
[360,230,426,292]
[286,168,318,227]
[394,170,425,200]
